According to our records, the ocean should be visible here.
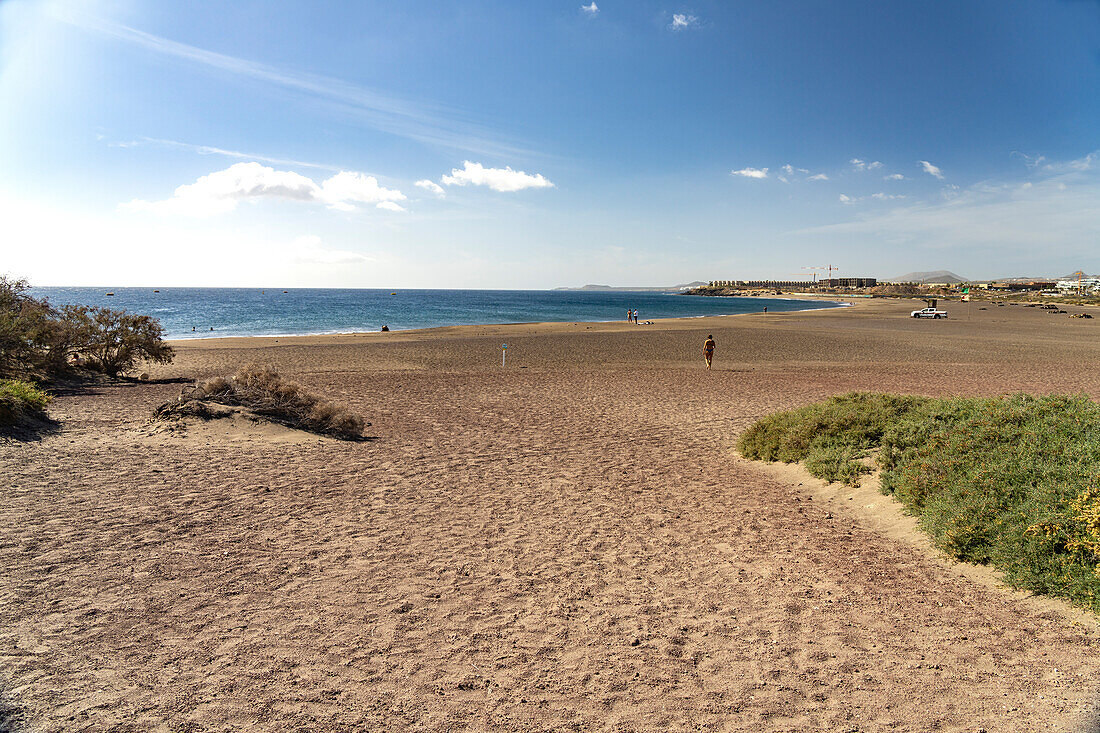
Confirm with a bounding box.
[29,287,844,340]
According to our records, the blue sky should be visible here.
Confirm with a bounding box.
[1,0,1098,287]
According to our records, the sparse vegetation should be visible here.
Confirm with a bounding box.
[0,276,68,377]
[0,275,173,379]
[738,392,1100,612]
[157,364,367,439]
[0,378,52,425]
[60,304,174,376]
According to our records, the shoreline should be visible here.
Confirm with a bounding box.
[165,297,854,346]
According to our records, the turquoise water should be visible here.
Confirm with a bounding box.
[29,287,843,340]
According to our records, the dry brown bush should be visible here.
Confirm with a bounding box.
[162,364,367,439]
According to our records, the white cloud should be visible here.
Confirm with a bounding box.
[777,164,822,181]
[731,167,768,179]
[920,160,945,179]
[318,170,406,210]
[440,161,554,192]
[884,173,906,181]
[871,192,906,200]
[120,162,405,216]
[581,2,599,15]
[1067,153,1095,171]
[415,179,446,196]
[376,201,406,212]
[292,235,372,265]
[777,175,789,184]
[670,13,699,30]
[798,161,1100,262]
[839,194,852,204]
[851,158,882,172]
[1011,151,1047,170]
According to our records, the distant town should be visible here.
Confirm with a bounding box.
[687,270,1100,299]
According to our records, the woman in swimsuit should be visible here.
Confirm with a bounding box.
[702,334,715,369]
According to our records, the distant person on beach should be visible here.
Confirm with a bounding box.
[627,309,632,323]
[763,306,767,314]
[702,334,716,369]
[632,310,639,324]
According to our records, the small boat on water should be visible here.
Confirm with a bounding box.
[391,292,397,295]
[105,292,115,296]
[153,290,160,293]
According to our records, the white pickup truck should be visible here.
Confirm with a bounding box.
[911,307,948,319]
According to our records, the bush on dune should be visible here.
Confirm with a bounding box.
[738,392,1100,613]
[61,304,174,377]
[0,378,52,426]
[737,392,931,483]
[161,364,367,440]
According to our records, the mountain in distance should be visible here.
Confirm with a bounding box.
[554,281,708,292]
[886,270,969,284]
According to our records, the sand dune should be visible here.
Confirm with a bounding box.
[3,298,1100,731]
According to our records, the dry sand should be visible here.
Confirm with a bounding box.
[4,298,1100,731]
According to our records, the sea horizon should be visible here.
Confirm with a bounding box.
[29,286,845,340]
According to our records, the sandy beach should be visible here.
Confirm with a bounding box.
[4,297,1100,731]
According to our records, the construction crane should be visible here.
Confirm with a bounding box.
[801,265,840,283]
[1069,270,1087,295]
[801,266,827,283]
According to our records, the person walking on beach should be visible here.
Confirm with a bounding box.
[702,334,716,370]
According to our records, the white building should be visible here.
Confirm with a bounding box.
[1056,277,1100,294]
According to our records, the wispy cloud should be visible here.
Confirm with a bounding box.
[773,164,827,182]
[839,192,906,204]
[799,153,1100,261]
[120,162,406,216]
[415,179,446,196]
[440,161,554,192]
[670,13,699,30]
[919,160,944,179]
[110,137,340,171]
[293,235,373,265]
[581,2,599,15]
[851,158,882,171]
[731,167,768,179]
[884,173,906,181]
[60,12,531,158]
[1011,151,1047,170]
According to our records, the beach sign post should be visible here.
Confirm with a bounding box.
[502,343,508,367]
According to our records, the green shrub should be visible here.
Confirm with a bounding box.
[738,392,1100,613]
[0,277,68,377]
[61,304,174,377]
[0,378,51,425]
[737,392,930,484]
[0,275,174,378]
